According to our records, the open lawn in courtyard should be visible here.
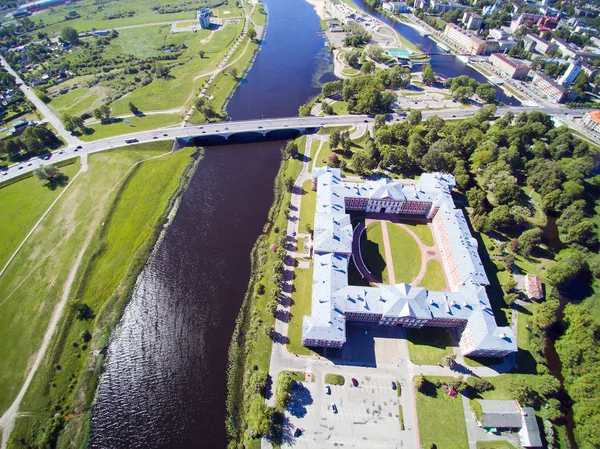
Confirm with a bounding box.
[0,160,80,270]
[406,327,453,365]
[403,222,434,246]
[416,376,469,449]
[298,179,317,234]
[361,221,390,283]
[387,223,421,284]
[418,259,446,291]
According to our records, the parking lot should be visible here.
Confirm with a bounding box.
[283,373,409,448]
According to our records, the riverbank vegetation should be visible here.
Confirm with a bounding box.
[2,142,199,448]
[226,136,306,448]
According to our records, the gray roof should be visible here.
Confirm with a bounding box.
[302,168,517,355]
[480,400,522,428]
[519,408,543,448]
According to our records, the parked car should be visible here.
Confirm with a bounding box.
[76,145,83,149]
[392,381,397,391]
[331,403,338,414]
[325,385,331,395]
[351,378,358,387]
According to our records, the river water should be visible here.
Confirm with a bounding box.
[89,0,332,447]
[90,0,518,447]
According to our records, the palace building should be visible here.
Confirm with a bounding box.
[301,167,517,358]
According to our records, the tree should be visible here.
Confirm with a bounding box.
[374,114,386,130]
[327,153,340,167]
[476,83,496,103]
[421,64,436,86]
[248,27,257,41]
[518,227,543,257]
[322,102,333,115]
[330,129,341,149]
[441,354,456,367]
[484,205,514,233]
[367,43,383,61]
[407,109,422,126]
[344,49,362,68]
[60,26,79,44]
[351,150,375,175]
[128,102,140,115]
[452,86,473,103]
[361,60,375,74]
[282,141,298,159]
[284,176,294,192]
[228,67,238,79]
[152,62,169,78]
[33,164,60,181]
[246,398,272,437]
[199,50,206,58]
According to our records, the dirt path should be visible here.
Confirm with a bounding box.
[379,220,397,284]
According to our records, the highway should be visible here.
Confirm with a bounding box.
[0,106,593,183]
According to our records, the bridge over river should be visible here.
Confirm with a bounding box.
[0,106,592,183]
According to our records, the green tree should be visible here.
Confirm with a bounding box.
[517,227,543,257]
[407,109,422,126]
[248,27,257,41]
[60,26,79,44]
[199,50,206,58]
[128,102,140,115]
[421,64,436,86]
[351,150,375,175]
[452,86,473,103]
[282,141,298,159]
[246,398,272,437]
[228,67,238,79]
[476,83,496,103]
[330,129,341,149]
[374,114,386,130]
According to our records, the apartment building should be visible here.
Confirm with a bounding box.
[490,53,530,79]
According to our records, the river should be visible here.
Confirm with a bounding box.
[90,0,519,447]
[89,0,333,447]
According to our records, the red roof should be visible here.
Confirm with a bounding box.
[525,274,543,300]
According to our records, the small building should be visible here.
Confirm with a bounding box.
[489,28,508,40]
[497,40,518,51]
[10,119,32,135]
[490,53,530,79]
[462,11,483,30]
[582,110,600,133]
[532,71,578,103]
[479,400,542,448]
[382,1,409,13]
[524,274,544,300]
[198,8,211,29]
[328,23,344,32]
[523,34,558,54]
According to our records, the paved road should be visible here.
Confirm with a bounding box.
[0,105,593,183]
[0,56,81,147]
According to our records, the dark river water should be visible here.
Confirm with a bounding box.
[90,0,517,447]
[89,0,332,447]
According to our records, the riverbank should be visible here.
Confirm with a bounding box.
[2,143,200,448]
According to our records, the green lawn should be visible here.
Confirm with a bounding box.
[403,222,434,246]
[48,88,102,117]
[317,125,354,135]
[298,180,317,234]
[331,101,349,115]
[476,442,517,449]
[341,67,359,76]
[80,113,182,141]
[362,222,389,283]
[12,143,196,446]
[406,327,452,365]
[287,266,316,356]
[387,223,421,284]
[0,161,80,271]
[419,260,446,291]
[416,376,469,449]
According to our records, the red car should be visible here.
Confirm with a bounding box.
[351,378,358,387]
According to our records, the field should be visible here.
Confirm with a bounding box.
[0,160,80,270]
[406,327,452,365]
[362,221,390,283]
[79,113,183,141]
[287,266,317,356]
[387,223,421,284]
[418,259,446,291]
[416,376,469,449]
[1,141,196,447]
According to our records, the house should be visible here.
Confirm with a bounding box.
[490,53,530,79]
[524,274,544,300]
[523,34,558,54]
[489,28,508,40]
[382,1,409,13]
[479,400,542,448]
[582,110,600,133]
[302,168,517,358]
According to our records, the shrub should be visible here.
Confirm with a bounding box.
[324,374,345,385]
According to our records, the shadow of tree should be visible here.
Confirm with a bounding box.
[360,237,386,282]
[288,383,313,418]
[44,173,69,190]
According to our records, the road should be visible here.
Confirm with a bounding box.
[0,56,81,147]
[0,105,593,183]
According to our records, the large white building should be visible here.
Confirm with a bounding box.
[301,168,517,358]
[558,58,582,87]
[490,53,530,79]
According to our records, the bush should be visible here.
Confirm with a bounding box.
[324,374,345,385]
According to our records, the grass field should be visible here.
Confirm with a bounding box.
[287,265,316,356]
[403,222,434,246]
[362,222,390,283]
[81,113,182,141]
[416,376,469,449]
[387,223,421,284]
[419,260,446,291]
[476,442,517,449]
[406,327,452,365]
[330,101,349,115]
[0,161,80,271]
[49,87,103,117]
[2,142,195,447]
[298,180,317,234]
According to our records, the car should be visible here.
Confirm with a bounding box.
[284,124,288,127]
[392,381,397,391]
[292,231,296,237]
[163,133,168,137]
[224,127,229,130]
[2,171,7,175]
[153,136,159,140]
[27,163,32,166]
[325,385,331,395]
[320,122,324,126]
[125,139,138,144]
[202,131,207,133]
[18,166,23,170]
[198,126,204,129]
[74,148,79,152]
[294,428,303,437]
[76,145,83,150]
[331,403,338,414]
[351,378,358,387]
[258,125,263,129]
[216,129,220,132]
[452,115,456,118]
[364,119,368,123]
